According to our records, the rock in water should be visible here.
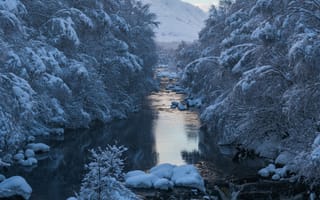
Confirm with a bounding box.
[0,176,32,199]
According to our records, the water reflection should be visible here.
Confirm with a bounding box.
[149,84,200,165]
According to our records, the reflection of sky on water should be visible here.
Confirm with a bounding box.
[148,82,200,165]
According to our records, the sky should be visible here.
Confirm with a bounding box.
[181,0,219,12]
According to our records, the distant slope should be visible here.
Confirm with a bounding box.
[141,0,207,42]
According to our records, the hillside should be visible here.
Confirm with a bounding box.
[141,0,207,42]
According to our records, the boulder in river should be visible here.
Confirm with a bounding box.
[125,164,205,192]
[178,103,188,111]
[0,176,32,200]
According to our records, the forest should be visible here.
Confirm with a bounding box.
[176,0,320,184]
[1,0,320,199]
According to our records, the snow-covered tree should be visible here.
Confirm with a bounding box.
[0,0,157,166]
[78,145,138,200]
[176,0,320,184]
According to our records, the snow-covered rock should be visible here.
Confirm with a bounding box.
[125,174,159,189]
[178,103,188,111]
[150,163,176,179]
[0,176,32,200]
[154,178,173,190]
[13,152,25,161]
[25,149,35,158]
[274,166,288,178]
[18,157,38,167]
[171,101,179,109]
[258,164,276,177]
[66,197,78,200]
[271,174,281,181]
[126,164,205,192]
[26,143,50,153]
[275,151,295,166]
[171,165,205,192]
[186,98,202,108]
[125,170,146,180]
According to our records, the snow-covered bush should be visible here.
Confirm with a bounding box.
[78,145,138,200]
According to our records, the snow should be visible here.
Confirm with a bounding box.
[47,17,80,46]
[271,174,280,181]
[13,152,24,161]
[0,0,18,11]
[140,0,207,42]
[18,157,38,166]
[258,164,289,180]
[125,170,146,180]
[125,164,205,192]
[150,163,176,179]
[125,173,159,189]
[156,71,178,79]
[275,151,295,166]
[258,164,275,177]
[25,149,35,158]
[154,178,174,190]
[66,197,78,200]
[312,134,320,149]
[0,176,32,200]
[26,143,50,153]
[171,165,205,192]
[186,98,202,108]
[311,146,320,160]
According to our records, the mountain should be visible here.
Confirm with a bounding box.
[140,0,207,42]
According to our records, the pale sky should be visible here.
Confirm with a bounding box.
[181,0,219,12]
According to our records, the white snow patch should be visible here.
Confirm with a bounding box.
[275,151,295,166]
[311,146,320,160]
[312,134,320,149]
[154,178,173,190]
[0,0,18,11]
[258,164,275,177]
[125,174,159,189]
[125,170,146,180]
[26,143,50,153]
[25,149,35,158]
[125,164,205,192]
[13,152,24,161]
[0,176,32,200]
[66,197,78,200]
[18,157,38,166]
[150,163,176,179]
[171,165,205,192]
